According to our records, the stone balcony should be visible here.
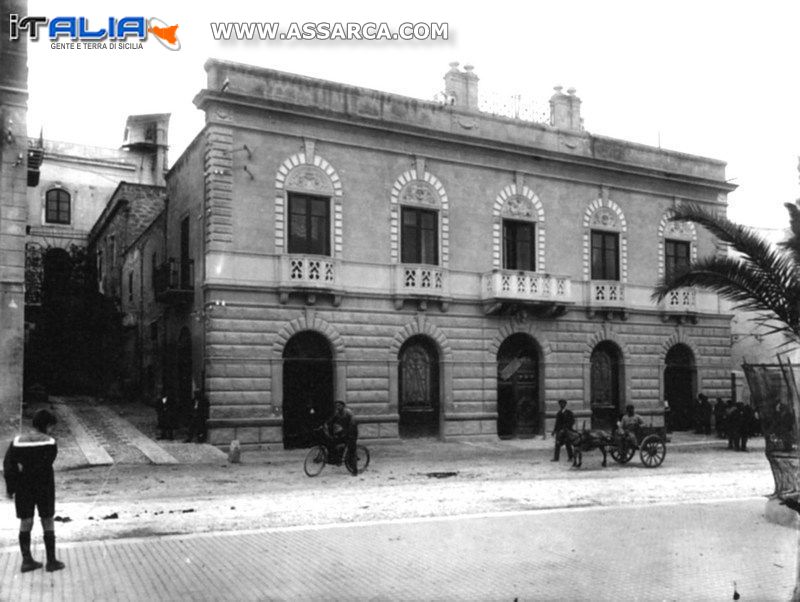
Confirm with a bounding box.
[392,264,449,310]
[660,287,697,311]
[659,286,698,323]
[154,258,194,305]
[482,270,572,315]
[277,254,342,305]
[587,280,626,307]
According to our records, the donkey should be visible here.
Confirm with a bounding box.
[564,427,615,468]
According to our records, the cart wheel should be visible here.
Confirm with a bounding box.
[640,435,666,468]
[610,442,636,464]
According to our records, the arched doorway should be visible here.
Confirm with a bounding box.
[664,343,696,430]
[590,341,623,430]
[497,333,541,438]
[282,331,334,449]
[398,335,440,438]
[176,327,193,425]
[42,248,72,302]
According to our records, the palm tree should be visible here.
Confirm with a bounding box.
[653,202,800,343]
[653,201,800,601]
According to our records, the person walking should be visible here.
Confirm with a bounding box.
[726,400,742,450]
[714,397,726,438]
[698,394,712,435]
[551,399,575,462]
[3,409,66,573]
[156,385,177,441]
[738,403,754,452]
[184,379,209,444]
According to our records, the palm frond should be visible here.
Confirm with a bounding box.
[777,202,800,267]
[652,255,800,340]
[662,203,800,335]
[668,203,783,275]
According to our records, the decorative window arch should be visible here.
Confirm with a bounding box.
[582,196,628,282]
[274,151,343,257]
[390,166,450,267]
[657,208,698,280]
[492,184,545,271]
[44,187,71,225]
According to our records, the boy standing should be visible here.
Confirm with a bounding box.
[4,409,65,572]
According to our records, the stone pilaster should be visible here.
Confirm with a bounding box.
[204,124,234,251]
[0,0,28,426]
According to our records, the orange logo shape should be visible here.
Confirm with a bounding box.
[147,18,180,50]
[148,24,178,44]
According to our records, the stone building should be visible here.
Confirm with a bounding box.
[0,0,28,424]
[86,183,166,397]
[24,113,169,305]
[160,59,736,448]
[119,211,165,402]
[23,114,169,395]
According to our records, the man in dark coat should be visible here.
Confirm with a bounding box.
[4,409,65,573]
[714,397,727,438]
[699,394,712,435]
[726,400,742,450]
[551,399,575,462]
[184,382,209,444]
[738,403,755,452]
[326,400,359,475]
[156,386,177,441]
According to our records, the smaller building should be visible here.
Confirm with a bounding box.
[120,211,166,402]
[87,182,166,398]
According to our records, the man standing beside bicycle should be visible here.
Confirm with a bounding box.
[326,400,359,476]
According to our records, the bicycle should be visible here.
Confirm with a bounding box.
[303,425,370,477]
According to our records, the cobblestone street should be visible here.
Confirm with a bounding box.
[1,397,795,600]
[1,498,795,601]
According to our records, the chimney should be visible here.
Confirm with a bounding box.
[444,62,479,110]
[549,86,583,130]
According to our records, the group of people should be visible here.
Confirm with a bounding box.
[715,397,758,451]
[553,395,761,461]
[155,385,209,443]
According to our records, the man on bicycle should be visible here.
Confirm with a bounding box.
[326,400,359,476]
[617,404,644,449]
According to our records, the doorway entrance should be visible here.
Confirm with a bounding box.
[398,335,440,438]
[590,341,623,430]
[497,333,541,438]
[282,331,334,448]
[664,344,696,430]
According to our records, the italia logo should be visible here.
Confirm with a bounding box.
[8,15,180,50]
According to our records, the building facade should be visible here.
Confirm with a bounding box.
[86,183,166,398]
[0,0,28,425]
[23,114,168,395]
[161,59,736,448]
[25,113,169,305]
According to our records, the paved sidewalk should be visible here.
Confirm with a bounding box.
[0,498,794,601]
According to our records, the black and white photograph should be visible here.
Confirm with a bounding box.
[1,0,799,599]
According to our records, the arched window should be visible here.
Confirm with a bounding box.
[45,189,71,225]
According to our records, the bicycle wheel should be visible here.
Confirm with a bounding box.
[303,445,327,477]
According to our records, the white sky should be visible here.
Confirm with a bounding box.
[24,0,800,230]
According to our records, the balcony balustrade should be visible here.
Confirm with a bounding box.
[588,280,626,308]
[483,270,572,304]
[395,264,447,295]
[154,258,193,304]
[660,287,697,311]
